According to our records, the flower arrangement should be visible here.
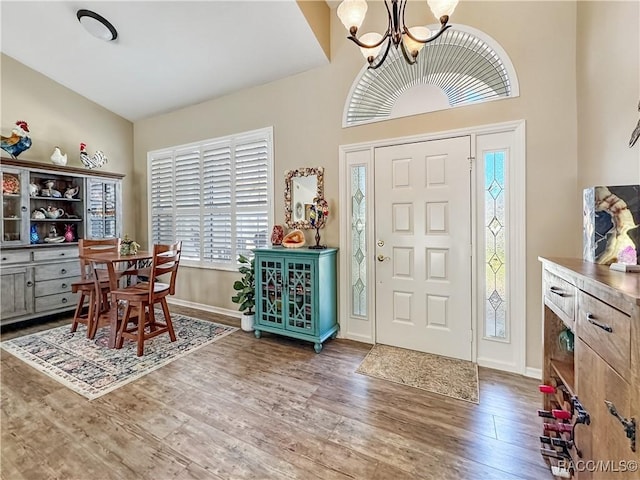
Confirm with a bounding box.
[120,234,141,255]
[309,197,329,249]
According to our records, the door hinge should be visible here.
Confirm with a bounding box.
[469,329,474,343]
[468,156,475,170]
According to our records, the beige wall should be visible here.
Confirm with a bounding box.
[134,1,582,370]
[0,54,135,233]
[577,1,640,188]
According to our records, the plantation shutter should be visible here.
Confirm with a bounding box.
[149,154,174,245]
[203,142,232,262]
[174,148,201,260]
[234,136,270,258]
[148,127,272,268]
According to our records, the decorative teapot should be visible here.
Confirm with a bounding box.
[31,208,46,219]
[64,185,79,199]
[43,206,64,219]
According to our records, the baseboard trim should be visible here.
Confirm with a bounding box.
[343,332,374,344]
[167,298,242,319]
[524,367,542,379]
[476,357,519,374]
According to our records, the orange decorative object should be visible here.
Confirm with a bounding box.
[282,229,306,248]
[2,174,20,194]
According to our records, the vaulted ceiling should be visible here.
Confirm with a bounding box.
[1,1,330,121]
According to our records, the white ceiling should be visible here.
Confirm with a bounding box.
[1,1,330,122]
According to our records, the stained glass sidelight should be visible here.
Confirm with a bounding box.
[484,151,507,339]
[351,165,367,316]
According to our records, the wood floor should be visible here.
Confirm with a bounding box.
[1,306,552,480]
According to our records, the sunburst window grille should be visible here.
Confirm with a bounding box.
[343,26,519,127]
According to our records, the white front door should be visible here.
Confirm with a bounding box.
[374,136,472,361]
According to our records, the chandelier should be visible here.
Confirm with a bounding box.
[337,0,458,69]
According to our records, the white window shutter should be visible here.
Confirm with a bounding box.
[150,155,174,245]
[148,127,272,268]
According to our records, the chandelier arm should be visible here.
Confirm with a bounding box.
[399,0,408,32]
[402,23,452,44]
[368,38,393,69]
[347,31,391,49]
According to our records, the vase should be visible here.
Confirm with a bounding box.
[271,225,284,246]
[64,224,75,242]
[30,225,40,244]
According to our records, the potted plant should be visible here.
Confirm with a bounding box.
[232,254,255,332]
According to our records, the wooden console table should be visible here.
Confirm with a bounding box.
[539,257,639,479]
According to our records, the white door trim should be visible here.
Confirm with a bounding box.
[338,120,526,373]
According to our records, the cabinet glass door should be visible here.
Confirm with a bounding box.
[258,258,284,327]
[87,178,120,239]
[1,168,28,245]
[285,259,315,334]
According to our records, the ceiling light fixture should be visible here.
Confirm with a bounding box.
[76,9,118,42]
[337,0,458,69]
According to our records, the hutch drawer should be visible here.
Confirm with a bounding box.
[35,261,81,281]
[35,277,80,297]
[0,250,31,264]
[35,292,78,313]
[33,247,79,262]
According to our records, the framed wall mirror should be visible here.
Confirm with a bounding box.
[284,167,324,229]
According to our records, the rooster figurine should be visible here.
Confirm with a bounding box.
[79,142,107,169]
[50,146,68,166]
[1,121,32,159]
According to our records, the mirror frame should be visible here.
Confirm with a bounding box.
[284,167,324,229]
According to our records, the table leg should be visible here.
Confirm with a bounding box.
[108,292,118,348]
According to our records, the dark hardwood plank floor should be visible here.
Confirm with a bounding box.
[1,306,551,480]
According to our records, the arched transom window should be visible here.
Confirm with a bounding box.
[343,25,519,127]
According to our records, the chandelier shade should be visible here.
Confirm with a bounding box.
[337,0,458,69]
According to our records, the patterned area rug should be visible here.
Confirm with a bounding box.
[356,344,479,403]
[1,312,237,400]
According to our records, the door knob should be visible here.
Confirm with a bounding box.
[377,254,389,262]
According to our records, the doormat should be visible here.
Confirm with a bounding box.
[1,312,237,400]
[356,344,479,404]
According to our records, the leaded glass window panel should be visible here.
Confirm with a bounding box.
[350,165,367,317]
[484,151,507,339]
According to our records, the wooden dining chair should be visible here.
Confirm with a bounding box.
[70,238,121,338]
[112,241,182,356]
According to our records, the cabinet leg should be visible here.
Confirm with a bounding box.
[331,331,338,340]
[314,342,323,353]
[254,329,262,339]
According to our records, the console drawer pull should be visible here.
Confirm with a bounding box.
[550,286,565,297]
[586,313,613,333]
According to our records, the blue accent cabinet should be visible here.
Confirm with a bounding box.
[254,247,338,353]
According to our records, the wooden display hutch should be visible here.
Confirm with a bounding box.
[1,157,124,325]
[539,257,639,479]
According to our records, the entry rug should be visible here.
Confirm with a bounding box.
[356,344,479,404]
[1,312,237,400]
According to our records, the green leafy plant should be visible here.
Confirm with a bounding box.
[231,254,255,315]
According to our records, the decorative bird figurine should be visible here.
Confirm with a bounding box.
[1,120,32,159]
[79,142,107,169]
[629,100,640,148]
[50,146,68,166]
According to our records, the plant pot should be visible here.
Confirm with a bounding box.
[241,313,255,332]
